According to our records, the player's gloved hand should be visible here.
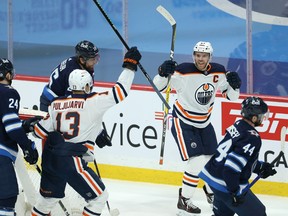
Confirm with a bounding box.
[23,141,38,165]
[22,116,43,133]
[259,162,277,179]
[122,46,142,71]
[95,129,112,148]
[158,60,177,78]
[226,71,241,90]
[231,192,245,206]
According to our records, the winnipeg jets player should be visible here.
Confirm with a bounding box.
[40,40,99,112]
[30,47,141,216]
[199,96,277,216]
[0,58,38,216]
[153,41,241,214]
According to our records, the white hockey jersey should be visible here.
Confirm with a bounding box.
[34,69,135,151]
[153,62,239,128]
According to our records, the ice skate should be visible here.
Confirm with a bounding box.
[177,188,201,215]
[203,185,214,205]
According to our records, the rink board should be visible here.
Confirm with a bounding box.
[15,75,288,197]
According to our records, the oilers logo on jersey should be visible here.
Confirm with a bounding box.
[195,83,215,105]
[190,142,197,148]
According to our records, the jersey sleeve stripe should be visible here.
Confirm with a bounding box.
[0,144,18,161]
[112,82,128,103]
[229,152,247,167]
[224,160,242,172]
[2,113,18,122]
[2,113,22,132]
[5,122,22,133]
[34,124,49,139]
[83,142,94,152]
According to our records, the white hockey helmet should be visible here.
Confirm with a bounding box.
[193,41,213,58]
[68,69,93,94]
[193,41,213,55]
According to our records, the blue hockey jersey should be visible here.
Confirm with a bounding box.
[41,56,94,104]
[199,119,262,194]
[0,84,32,161]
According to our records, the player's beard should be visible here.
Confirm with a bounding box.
[81,62,94,74]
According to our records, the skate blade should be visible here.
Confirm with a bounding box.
[177,209,201,216]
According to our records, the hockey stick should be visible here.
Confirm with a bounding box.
[156,5,176,165]
[91,0,170,110]
[34,165,71,216]
[15,152,37,213]
[93,159,120,216]
[244,126,286,191]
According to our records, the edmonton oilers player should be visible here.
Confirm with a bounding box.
[30,47,141,216]
[40,40,99,112]
[0,58,38,216]
[153,41,241,215]
[199,96,277,216]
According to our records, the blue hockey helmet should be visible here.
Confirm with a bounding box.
[241,96,268,126]
[75,40,99,60]
[0,58,14,80]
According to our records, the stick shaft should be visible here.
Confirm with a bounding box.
[93,159,113,213]
[157,5,176,164]
[92,0,170,109]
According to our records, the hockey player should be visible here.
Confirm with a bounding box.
[199,96,277,216]
[30,47,141,216]
[0,58,38,216]
[39,40,99,112]
[153,41,241,214]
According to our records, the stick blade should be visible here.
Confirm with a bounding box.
[156,5,176,26]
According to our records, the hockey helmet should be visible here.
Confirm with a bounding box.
[75,40,99,60]
[193,41,213,56]
[0,58,14,80]
[68,69,93,94]
[241,96,268,126]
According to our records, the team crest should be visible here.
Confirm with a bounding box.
[191,142,197,148]
[195,83,215,105]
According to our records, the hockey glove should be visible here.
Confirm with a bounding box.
[259,162,277,179]
[231,192,245,207]
[122,46,142,71]
[22,116,43,133]
[158,60,177,78]
[23,141,38,165]
[95,129,112,148]
[226,71,241,90]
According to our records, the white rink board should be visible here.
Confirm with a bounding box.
[13,78,288,184]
